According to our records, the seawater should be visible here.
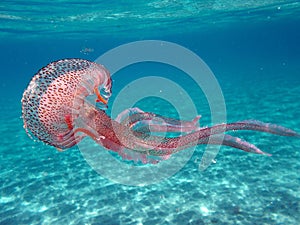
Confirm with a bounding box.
[1,1,300,224]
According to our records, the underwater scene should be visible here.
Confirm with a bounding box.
[1,1,300,224]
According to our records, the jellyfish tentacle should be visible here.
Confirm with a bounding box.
[116,107,201,133]
[193,120,300,139]
[128,113,201,133]
[98,118,297,157]
[221,134,271,156]
[196,134,271,156]
[235,120,300,137]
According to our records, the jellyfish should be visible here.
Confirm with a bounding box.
[21,59,299,164]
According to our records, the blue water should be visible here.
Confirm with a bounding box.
[1,1,300,224]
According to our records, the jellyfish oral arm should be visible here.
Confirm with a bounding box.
[71,105,298,161]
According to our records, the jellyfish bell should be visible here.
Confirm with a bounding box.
[21,59,112,149]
